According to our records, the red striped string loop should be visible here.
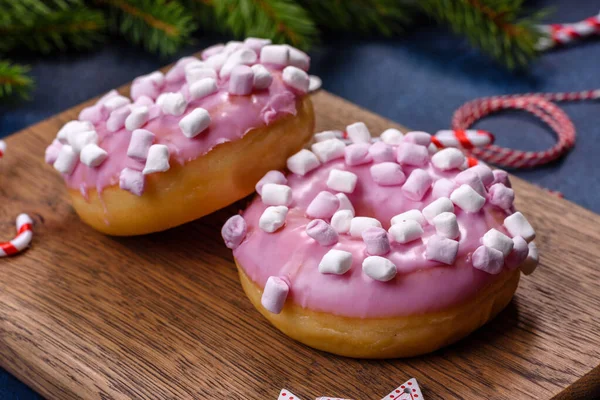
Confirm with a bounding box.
[451,89,600,168]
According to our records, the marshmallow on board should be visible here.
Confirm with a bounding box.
[0,214,34,257]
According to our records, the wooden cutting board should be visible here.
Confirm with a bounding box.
[1,87,600,400]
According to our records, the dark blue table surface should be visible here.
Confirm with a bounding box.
[1,1,599,398]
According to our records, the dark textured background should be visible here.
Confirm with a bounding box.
[1,1,599,398]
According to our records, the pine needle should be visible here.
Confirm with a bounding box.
[0,61,34,100]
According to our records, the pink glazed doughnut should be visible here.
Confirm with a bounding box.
[222,124,540,358]
[46,38,315,235]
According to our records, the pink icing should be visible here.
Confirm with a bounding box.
[53,58,304,196]
[233,156,516,318]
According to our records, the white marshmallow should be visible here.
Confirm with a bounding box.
[319,249,353,275]
[308,75,322,92]
[349,217,382,238]
[250,64,273,90]
[282,66,309,93]
[346,122,371,143]
[80,144,108,167]
[450,184,486,213]
[380,128,404,145]
[143,144,170,175]
[504,212,536,242]
[431,148,466,170]
[326,169,358,193]
[432,212,459,239]
[57,120,94,144]
[286,149,320,176]
[335,193,355,215]
[127,129,155,160]
[185,66,217,85]
[222,40,243,55]
[53,145,78,175]
[388,220,424,243]
[261,183,292,206]
[260,45,290,65]
[422,197,454,224]
[331,210,353,233]
[204,53,228,72]
[189,77,218,100]
[179,108,211,138]
[258,206,288,233]
[125,106,149,131]
[255,170,287,195]
[103,95,131,111]
[482,228,514,258]
[390,209,426,227]
[68,129,98,153]
[220,48,257,78]
[261,276,288,314]
[285,45,310,70]
[362,256,397,281]
[160,92,187,116]
[314,130,340,142]
[520,242,539,275]
[311,139,346,163]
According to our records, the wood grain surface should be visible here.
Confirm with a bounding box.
[1,88,600,399]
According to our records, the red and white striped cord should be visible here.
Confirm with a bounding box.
[448,89,600,168]
[0,214,33,257]
[537,11,600,51]
[0,140,5,158]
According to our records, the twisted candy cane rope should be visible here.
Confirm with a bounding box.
[451,89,600,168]
[0,140,6,158]
[0,214,33,257]
[537,11,600,51]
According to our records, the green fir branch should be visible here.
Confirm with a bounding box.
[0,61,34,100]
[300,0,416,36]
[418,0,547,69]
[209,0,318,50]
[97,0,197,56]
[0,0,106,53]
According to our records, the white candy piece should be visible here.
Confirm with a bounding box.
[261,276,289,314]
[431,147,466,170]
[346,122,371,143]
[422,197,454,223]
[53,145,78,175]
[285,45,310,70]
[143,144,170,175]
[258,206,288,233]
[250,64,273,90]
[68,129,98,153]
[388,220,424,243]
[80,144,107,167]
[220,48,257,78]
[308,75,322,92]
[189,77,218,100]
[482,228,514,258]
[261,183,292,206]
[311,138,346,163]
[160,92,187,116]
[450,184,486,213]
[349,217,382,238]
[331,210,354,233]
[520,242,539,275]
[125,106,149,131]
[390,209,425,227]
[319,249,353,275]
[103,95,131,111]
[314,130,339,142]
[260,45,289,65]
[204,53,228,72]
[327,169,358,193]
[57,120,94,144]
[380,128,404,145]
[282,66,309,93]
[362,256,397,281]
[179,108,211,138]
[185,66,217,85]
[286,149,320,176]
[504,212,536,242]
[433,212,459,239]
[335,193,355,215]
